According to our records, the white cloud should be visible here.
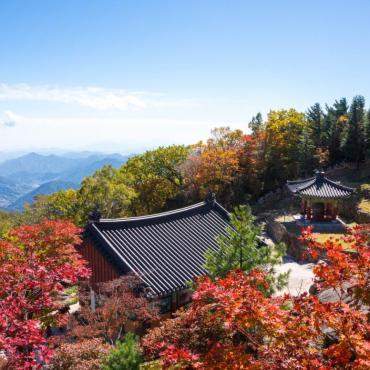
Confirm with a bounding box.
[0,114,246,152]
[0,83,148,111]
[0,110,21,127]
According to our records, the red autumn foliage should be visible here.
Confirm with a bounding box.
[302,224,370,309]
[143,225,370,369]
[71,275,158,345]
[0,220,90,369]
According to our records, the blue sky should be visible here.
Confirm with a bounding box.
[1,0,370,153]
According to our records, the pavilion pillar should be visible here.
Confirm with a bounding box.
[306,200,312,220]
[332,203,338,220]
[301,199,307,215]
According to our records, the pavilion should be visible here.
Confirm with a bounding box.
[287,171,355,221]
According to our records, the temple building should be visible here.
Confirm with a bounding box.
[80,196,231,313]
[287,171,355,221]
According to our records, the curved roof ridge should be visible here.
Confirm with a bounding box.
[287,176,315,185]
[324,177,356,192]
[97,200,229,224]
[287,176,316,193]
[294,178,317,192]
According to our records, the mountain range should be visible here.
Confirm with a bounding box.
[0,152,131,211]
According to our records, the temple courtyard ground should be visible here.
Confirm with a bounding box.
[273,213,356,250]
[274,256,315,297]
[266,212,359,297]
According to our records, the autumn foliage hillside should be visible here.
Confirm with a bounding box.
[2,95,370,232]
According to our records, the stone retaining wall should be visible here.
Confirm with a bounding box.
[266,217,310,261]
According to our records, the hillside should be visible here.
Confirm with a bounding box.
[58,156,125,184]
[0,176,33,208]
[9,180,79,211]
[0,152,77,177]
[0,152,131,210]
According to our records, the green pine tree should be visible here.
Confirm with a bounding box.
[325,98,348,165]
[342,95,366,168]
[365,108,370,153]
[204,206,288,295]
[298,122,318,176]
[102,332,143,370]
[306,103,324,148]
[248,112,264,135]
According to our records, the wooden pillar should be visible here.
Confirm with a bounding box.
[307,206,312,220]
[90,288,96,312]
[332,203,338,220]
[326,203,332,220]
[306,199,311,220]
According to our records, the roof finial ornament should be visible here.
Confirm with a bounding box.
[206,191,216,205]
[88,205,101,223]
[315,169,325,180]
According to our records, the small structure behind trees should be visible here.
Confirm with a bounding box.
[287,170,355,221]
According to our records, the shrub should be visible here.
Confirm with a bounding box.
[50,338,111,370]
[71,275,158,345]
[102,332,143,370]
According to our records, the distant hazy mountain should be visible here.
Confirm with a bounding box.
[0,152,81,177]
[59,156,125,184]
[9,180,78,211]
[0,151,131,211]
[0,176,33,208]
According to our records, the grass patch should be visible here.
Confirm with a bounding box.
[358,198,370,213]
[64,285,78,296]
[312,232,354,250]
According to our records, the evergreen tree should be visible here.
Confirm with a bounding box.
[102,332,143,370]
[248,112,263,135]
[333,97,349,117]
[298,122,318,176]
[306,103,324,148]
[365,108,370,153]
[342,95,366,168]
[326,98,348,165]
[204,206,287,294]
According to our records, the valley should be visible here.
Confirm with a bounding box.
[0,152,131,210]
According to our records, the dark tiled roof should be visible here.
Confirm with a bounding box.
[86,200,230,296]
[287,171,355,199]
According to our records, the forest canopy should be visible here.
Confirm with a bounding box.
[2,95,370,231]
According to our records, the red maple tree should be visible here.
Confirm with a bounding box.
[0,220,90,369]
[143,225,370,369]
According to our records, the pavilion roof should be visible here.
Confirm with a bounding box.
[287,171,355,199]
[85,198,231,297]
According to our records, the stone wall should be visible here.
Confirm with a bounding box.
[266,217,310,261]
[355,210,370,224]
[266,217,287,243]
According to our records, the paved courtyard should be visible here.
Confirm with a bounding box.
[274,256,315,297]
